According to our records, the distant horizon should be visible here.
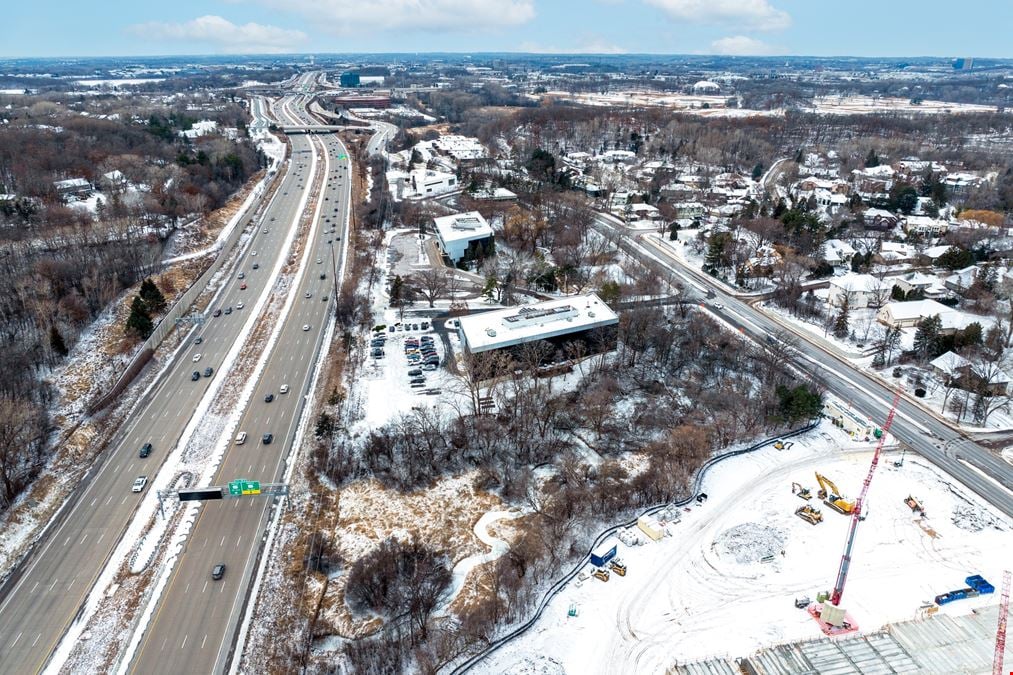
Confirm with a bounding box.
[1,51,1008,63]
[4,1,1013,61]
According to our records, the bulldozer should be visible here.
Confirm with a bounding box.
[795,504,823,525]
[592,568,610,582]
[791,482,813,500]
[905,495,925,516]
[609,559,627,577]
[815,472,856,515]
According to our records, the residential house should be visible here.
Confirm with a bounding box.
[891,271,947,299]
[827,273,891,308]
[902,215,949,237]
[822,239,857,267]
[930,350,1010,395]
[53,177,92,198]
[875,299,973,331]
[863,208,901,231]
[745,245,782,277]
[942,172,987,198]
[943,265,981,294]
[672,201,705,220]
[851,165,896,201]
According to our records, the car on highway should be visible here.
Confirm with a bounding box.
[262,433,273,445]
[235,431,247,445]
[191,371,201,381]
[322,295,328,302]
[236,302,244,310]
[224,307,233,315]
[265,393,274,403]
[194,336,203,345]
[238,272,245,279]
[251,250,257,256]
[193,353,202,362]
[203,367,213,378]
[252,263,260,270]
[262,227,268,233]
[213,309,222,317]
[280,384,289,394]
[211,563,226,581]
[139,443,152,459]
[304,291,312,299]
[712,303,724,311]
[320,273,326,280]
[302,324,310,331]
[131,476,148,493]
[240,282,247,290]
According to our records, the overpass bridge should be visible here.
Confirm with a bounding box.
[280,124,347,134]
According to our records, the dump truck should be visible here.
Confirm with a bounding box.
[792,482,812,500]
[795,504,823,525]
[609,559,627,577]
[815,472,856,514]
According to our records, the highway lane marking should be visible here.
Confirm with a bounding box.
[185,583,190,594]
[161,637,168,651]
[66,578,75,591]
[202,580,209,593]
[31,633,40,647]
[79,533,88,544]
[237,535,242,547]
[220,535,226,546]
[11,631,22,648]
[90,497,97,507]
[97,532,105,543]
[248,464,254,473]
[121,496,129,505]
[181,635,188,649]
[30,582,38,594]
[63,536,71,547]
[201,634,208,649]
[48,578,58,592]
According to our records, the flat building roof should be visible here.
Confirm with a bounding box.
[459,293,618,354]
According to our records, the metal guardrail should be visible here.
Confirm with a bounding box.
[449,420,820,674]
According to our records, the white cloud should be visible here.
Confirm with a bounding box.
[710,35,782,55]
[128,15,306,54]
[645,0,790,31]
[256,0,535,34]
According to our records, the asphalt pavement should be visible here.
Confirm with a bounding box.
[127,88,352,674]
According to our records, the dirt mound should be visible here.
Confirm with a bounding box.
[713,522,787,564]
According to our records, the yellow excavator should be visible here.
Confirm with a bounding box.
[815,472,856,515]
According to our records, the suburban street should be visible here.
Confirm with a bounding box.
[0,79,338,674]
[128,84,352,673]
[602,218,1013,518]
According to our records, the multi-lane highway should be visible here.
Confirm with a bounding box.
[0,77,345,674]
[601,217,1013,518]
[127,88,351,674]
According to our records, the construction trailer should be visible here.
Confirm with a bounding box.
[590,543,618,568]
[637,514,665,541]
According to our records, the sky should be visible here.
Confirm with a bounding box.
[4,0,1012,59]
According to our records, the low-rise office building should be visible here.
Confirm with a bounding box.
[433,211,494,263]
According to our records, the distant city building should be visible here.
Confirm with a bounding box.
[433,211,494,263]
[457,293,619,362]
[339,72,360,88]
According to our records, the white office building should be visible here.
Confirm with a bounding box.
[433,211,494,263]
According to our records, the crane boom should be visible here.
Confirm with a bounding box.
[995,570,1011,675]
[829,389,901,607]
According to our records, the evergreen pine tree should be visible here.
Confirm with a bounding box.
[126,297,154,338]
[139,278,167,312]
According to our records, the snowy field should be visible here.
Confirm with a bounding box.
[476,421,1011,674]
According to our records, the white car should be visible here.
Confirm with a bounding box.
[302,324,310,331]
[316,258,322,264]
[280,384,290,394]
[251,250,257,256]
[192,353,202,362]
[236,302,245,310]
[131,476,148,493]
[712,303,724,311]
[304,291,312,299]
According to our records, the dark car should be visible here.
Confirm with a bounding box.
[252,263,260,270]
[213,309,222,317]
[320,273,326,280]
[194,336,204,345]
[265,393,275,403]
[203,367,213,378]
[262,433,273,444]
[191,371,201,381]
[139,443,152,459]
[410,377,426,385]
[224,306,233,315]
[211,563,226,580]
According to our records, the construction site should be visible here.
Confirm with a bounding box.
[475,413,1013,675]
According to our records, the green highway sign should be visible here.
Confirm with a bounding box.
[241,480,261,495]
[228,481,242,496]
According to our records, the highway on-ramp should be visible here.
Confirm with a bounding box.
[0,91,324,674]
[127,89,352,675]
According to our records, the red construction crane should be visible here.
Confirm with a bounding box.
[828,389,902,609]
[994,570,1011,675]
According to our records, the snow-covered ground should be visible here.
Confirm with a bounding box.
[476,420,1012,673]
